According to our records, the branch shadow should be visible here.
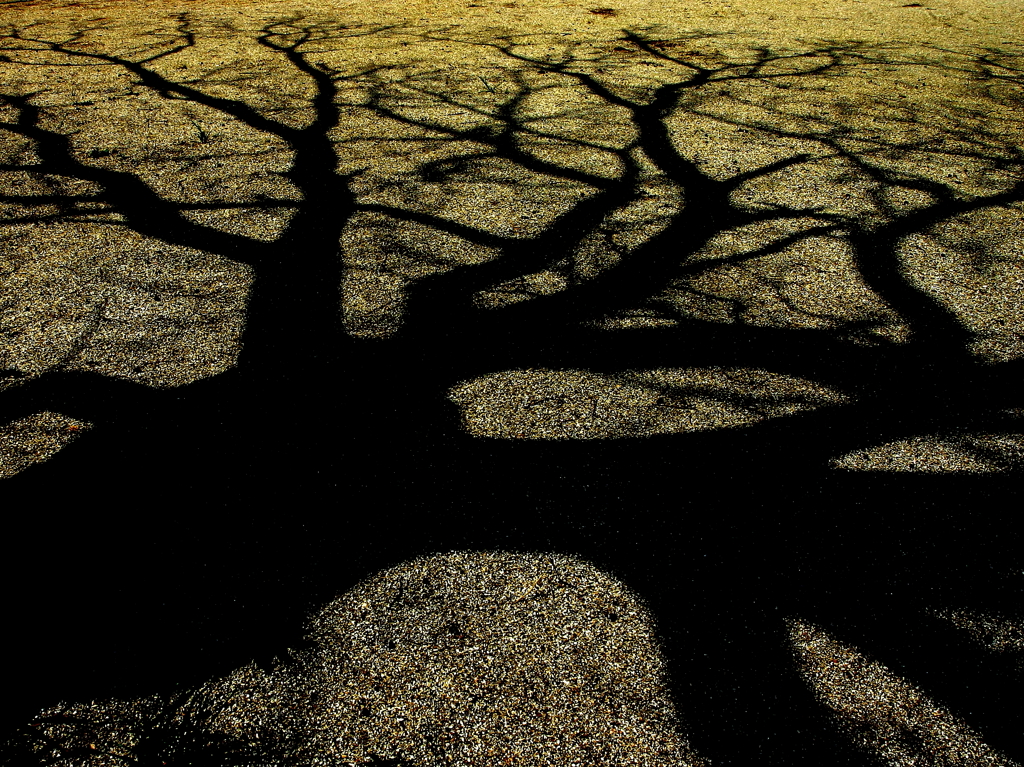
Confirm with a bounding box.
[0,16,1021,766]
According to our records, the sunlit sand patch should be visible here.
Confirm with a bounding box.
[591,310,684,329]
[678,226,901,331]
[65,283,249,387]
[341,268,409,338]
[787,619,1020,767]
[928,609,1024,655]
[344,155,683,328]
[0,224,252,386]
[0,411,93,479]
[968,334,1024,364]
[272,550,707,766]
[830,433,1023,473]
[448,367,849,439]
[21,551,709,767]
[473,269,570,308]
[340,209,502,337]
[899,210,1024,363]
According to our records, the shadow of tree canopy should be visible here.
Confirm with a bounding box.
[1,13,1022,767]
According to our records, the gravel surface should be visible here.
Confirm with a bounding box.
[15,551,1024,767]
[2,1,1023,764]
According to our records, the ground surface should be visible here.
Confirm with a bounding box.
[1,0,1022,765]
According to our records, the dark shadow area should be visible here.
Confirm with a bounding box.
[1,15,1021,766]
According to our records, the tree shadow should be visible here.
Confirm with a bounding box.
[0,14,1021,766]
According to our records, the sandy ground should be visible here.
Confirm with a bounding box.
[2,1,1024,765]
[2,0,1023,474]
[12,550,1024,767]
[5,0,1023,52]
